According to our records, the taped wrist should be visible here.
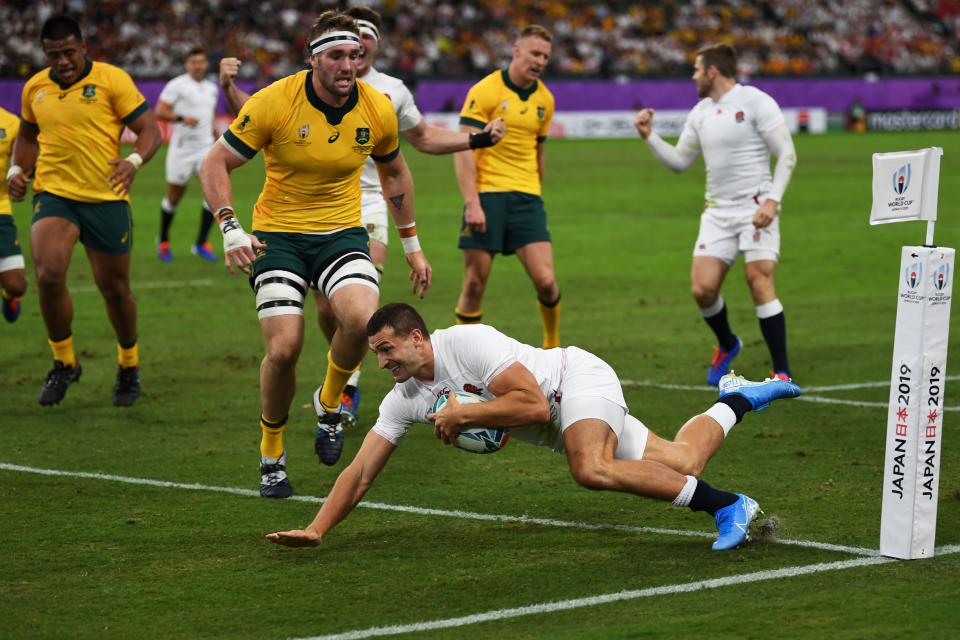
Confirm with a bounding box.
[219,216,251,252]
[469,130,494,149]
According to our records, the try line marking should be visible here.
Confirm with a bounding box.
[288,546,960,640]
[621,375,960,412]
[0,462,874,558]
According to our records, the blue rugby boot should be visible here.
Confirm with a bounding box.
[191,242,217,262]
[706,336,741,387]
[260,451,293,498]
[718,371,802,411]
[713,493,761,551]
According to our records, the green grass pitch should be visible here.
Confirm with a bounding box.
[0,131,958,639]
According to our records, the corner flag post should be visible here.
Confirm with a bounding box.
[870,147,952,559]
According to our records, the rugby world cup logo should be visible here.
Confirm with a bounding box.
[893,164,911,195]
[298,124,310,140]
[933,263,950,292]
[905,261,923,289]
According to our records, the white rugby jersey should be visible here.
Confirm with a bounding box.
[372,324,565,447]
[157,73,219,148]
[677,84,786,207]
[358,67,423,193]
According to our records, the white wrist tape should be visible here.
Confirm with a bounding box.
[125,153,144,170]
[219,216,252,253]
[6,165,24,182]
[400,235,421,254]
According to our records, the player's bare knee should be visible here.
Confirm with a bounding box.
[265,340,301,370]
[691,284,718,307]
[568,458,615,491]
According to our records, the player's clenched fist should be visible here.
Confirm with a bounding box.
[634,108,655,140]
[219,57,241,89]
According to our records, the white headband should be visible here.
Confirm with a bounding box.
[356,20,380,41]
[310,31,361,55]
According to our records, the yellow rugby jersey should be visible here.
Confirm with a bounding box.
[460,69,554,196]
[0,107,20,215]
[223,71,400,233]
[21,60,149,203]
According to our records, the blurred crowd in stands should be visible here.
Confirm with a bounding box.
[2,0,958,81]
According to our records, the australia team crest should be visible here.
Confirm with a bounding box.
[355,127,370,145]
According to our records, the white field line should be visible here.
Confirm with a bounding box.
[0,462,875,557]
[289,547,960,640]
[71,278,215,293]
[621,376,960,411]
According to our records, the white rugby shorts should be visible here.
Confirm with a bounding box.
[693,202,780,265]
[361,191,389,246]
[165,144,210,186]
[507,347,650,458]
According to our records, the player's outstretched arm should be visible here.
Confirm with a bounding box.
[107,109,162,197]
[266,430,397,547]
[376,152,432,299]
[401,117,506,155]
[7,121,39,202]
[219,58,251,115]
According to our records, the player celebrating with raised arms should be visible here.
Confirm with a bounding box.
[635,44,798,386]
[267,303,801,552]
[218,6,506,431]
[8,15,161,407]
[200,11,431,499]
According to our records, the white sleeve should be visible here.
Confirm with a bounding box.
[158,79,179,106]
[371,389,417,445]
[761,123,797,203]
[394,82,423,132]
[644,122,700,173]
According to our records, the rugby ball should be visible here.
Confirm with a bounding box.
[430,391,509,454]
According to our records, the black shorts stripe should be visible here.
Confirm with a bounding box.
[316,251,373,293]
[328,273,379,292]
[254,276,307,296]
[257,300,304,311]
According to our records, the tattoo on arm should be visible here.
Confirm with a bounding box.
[389,194,405,211]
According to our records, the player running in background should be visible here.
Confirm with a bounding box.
[267,302,801,551]
[154,46,220,263]
[200,11,431,499]
[454,25,561,350]
[635,44,798,386]
[217,6,506,429]
[0,107,26,323]
[8,15,161,407]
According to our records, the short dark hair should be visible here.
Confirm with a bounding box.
[367,303,430,339]
[345,6,382,32]
[518,24,552,43]
[185,45,207,60]
[41,15,83,43]
[309,10,358,42]
[697,43,737,79]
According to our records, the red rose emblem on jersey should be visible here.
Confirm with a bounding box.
[735,111,745,123]
[463,383,483,395]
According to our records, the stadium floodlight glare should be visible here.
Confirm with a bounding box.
[871,147,952,560]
